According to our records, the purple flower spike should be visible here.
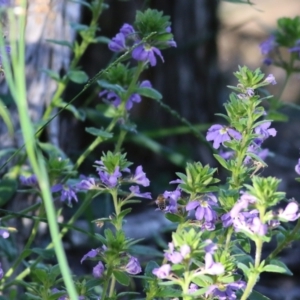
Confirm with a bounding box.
[93,261,105,278]
[295,159,300,175]
[108,33,127,52]
[206,124,242,149]
[132,166,150,187]
[264,74,277,85]
[129,185,152,199]
[81,249,99,264]
[279,202,300,221]
[125,256,142,274]
[132,44,164,66]
[152,264,171,279]
[204,253,224,275]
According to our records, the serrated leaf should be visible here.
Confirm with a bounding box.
[262,259,293,275]
[46,39,73,49]
[67,70,88,84]
[113,270,130,286]
[85,127,113,139]
[135,87,162,100]
[0,179,17,207]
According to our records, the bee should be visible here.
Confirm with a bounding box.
[155,194,167,211]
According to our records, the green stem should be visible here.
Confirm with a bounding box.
[109,275,116,297]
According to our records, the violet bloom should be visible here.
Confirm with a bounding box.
[125,80,152,110]
[19,174,38,187]
[278,202,300,221]
[264,74,277,85]
[132,43,164,67]
[244,144,269,165]
[0,229,9,239]
[249,217,268,236]
[204,253,224,275]
[152,264,171,279]
[125,256,142,274]
[108,33,127,52]
[98,166,122,188]
[246,88,255,97]
[165,243,190,264]
[129,185,152,199]
[99,90,121,108]
[186,194,218,223]
[163,188,181,213]
[77,177,97,190]
[206,124,242,149]
[131,165,150,187]
[206,281,246,300]
[259,35,276,55]
[254,122,276,142]
[93,261,105,278]
[204,240,218,254]
[188,283,199,294]
[295,159,300,175]
[289,39,300,57]
[120,23,135,37]
[51,184,78,206]
[81,249,99,264]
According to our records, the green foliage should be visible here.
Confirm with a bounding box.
[98,151,132,173]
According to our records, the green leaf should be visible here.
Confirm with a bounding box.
[262,259,293,275]
[237,262,251,278]
[41,68,61,81]
[46,39,73,49]
[0,100,14,136]
[93,36,110,44]
[97,80,125,94]
[55,101,86,121]
[85,127,113,139]
[67,70,89,84]
[156,288,182,297]
[113,270,130,286]
[0,178,17,207]
[249,290,271,300]
[165,213,181,223]
[213,154,229,169]
[145,261,160,277]
[135,87,162,100]
[130,245,163,257]
[31,248,55,259]
[191,274,213,286]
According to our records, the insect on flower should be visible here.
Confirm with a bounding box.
[155,194,167,210]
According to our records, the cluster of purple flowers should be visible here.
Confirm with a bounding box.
[78,160,151,199]
[100,79,152,111]
[81,247,142,278]
[108,23,176,67]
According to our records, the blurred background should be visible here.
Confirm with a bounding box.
[1,0,300,298]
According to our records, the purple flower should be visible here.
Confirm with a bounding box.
[120,23,135,37]
[264,74,277,85]
[93,261,105,278]
[278,202,300,221]
[0,229,9,239]
[164,243,190,264]
[99,90,121,107]
[206,281,246,300]
[129,185,151,199]
[244,144,269,165]
[125,256,142,274]
[186,194,218,223]
[249,217,268,236]
[289,39,300,56]
[81,249,99,264]
[108,33,127,52]
[98,166,122,188]
[51,184,78,206]
[219,149,235,160]
[163,188,181,213]
[169,178,184,184]
[19,174,38,187]
[254,122,276,142]
[246,88,255,97]
[130,166,150,187]
[188,283,199,294]
[77,177,97,190]
[152,264,171,279]
[0,263,3,280]
[295,159,300,175]
[204,240,218,254]
[132,44,164,66]
[204,253,224,275]
[260,35,276,55]
[206,125,242,149]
